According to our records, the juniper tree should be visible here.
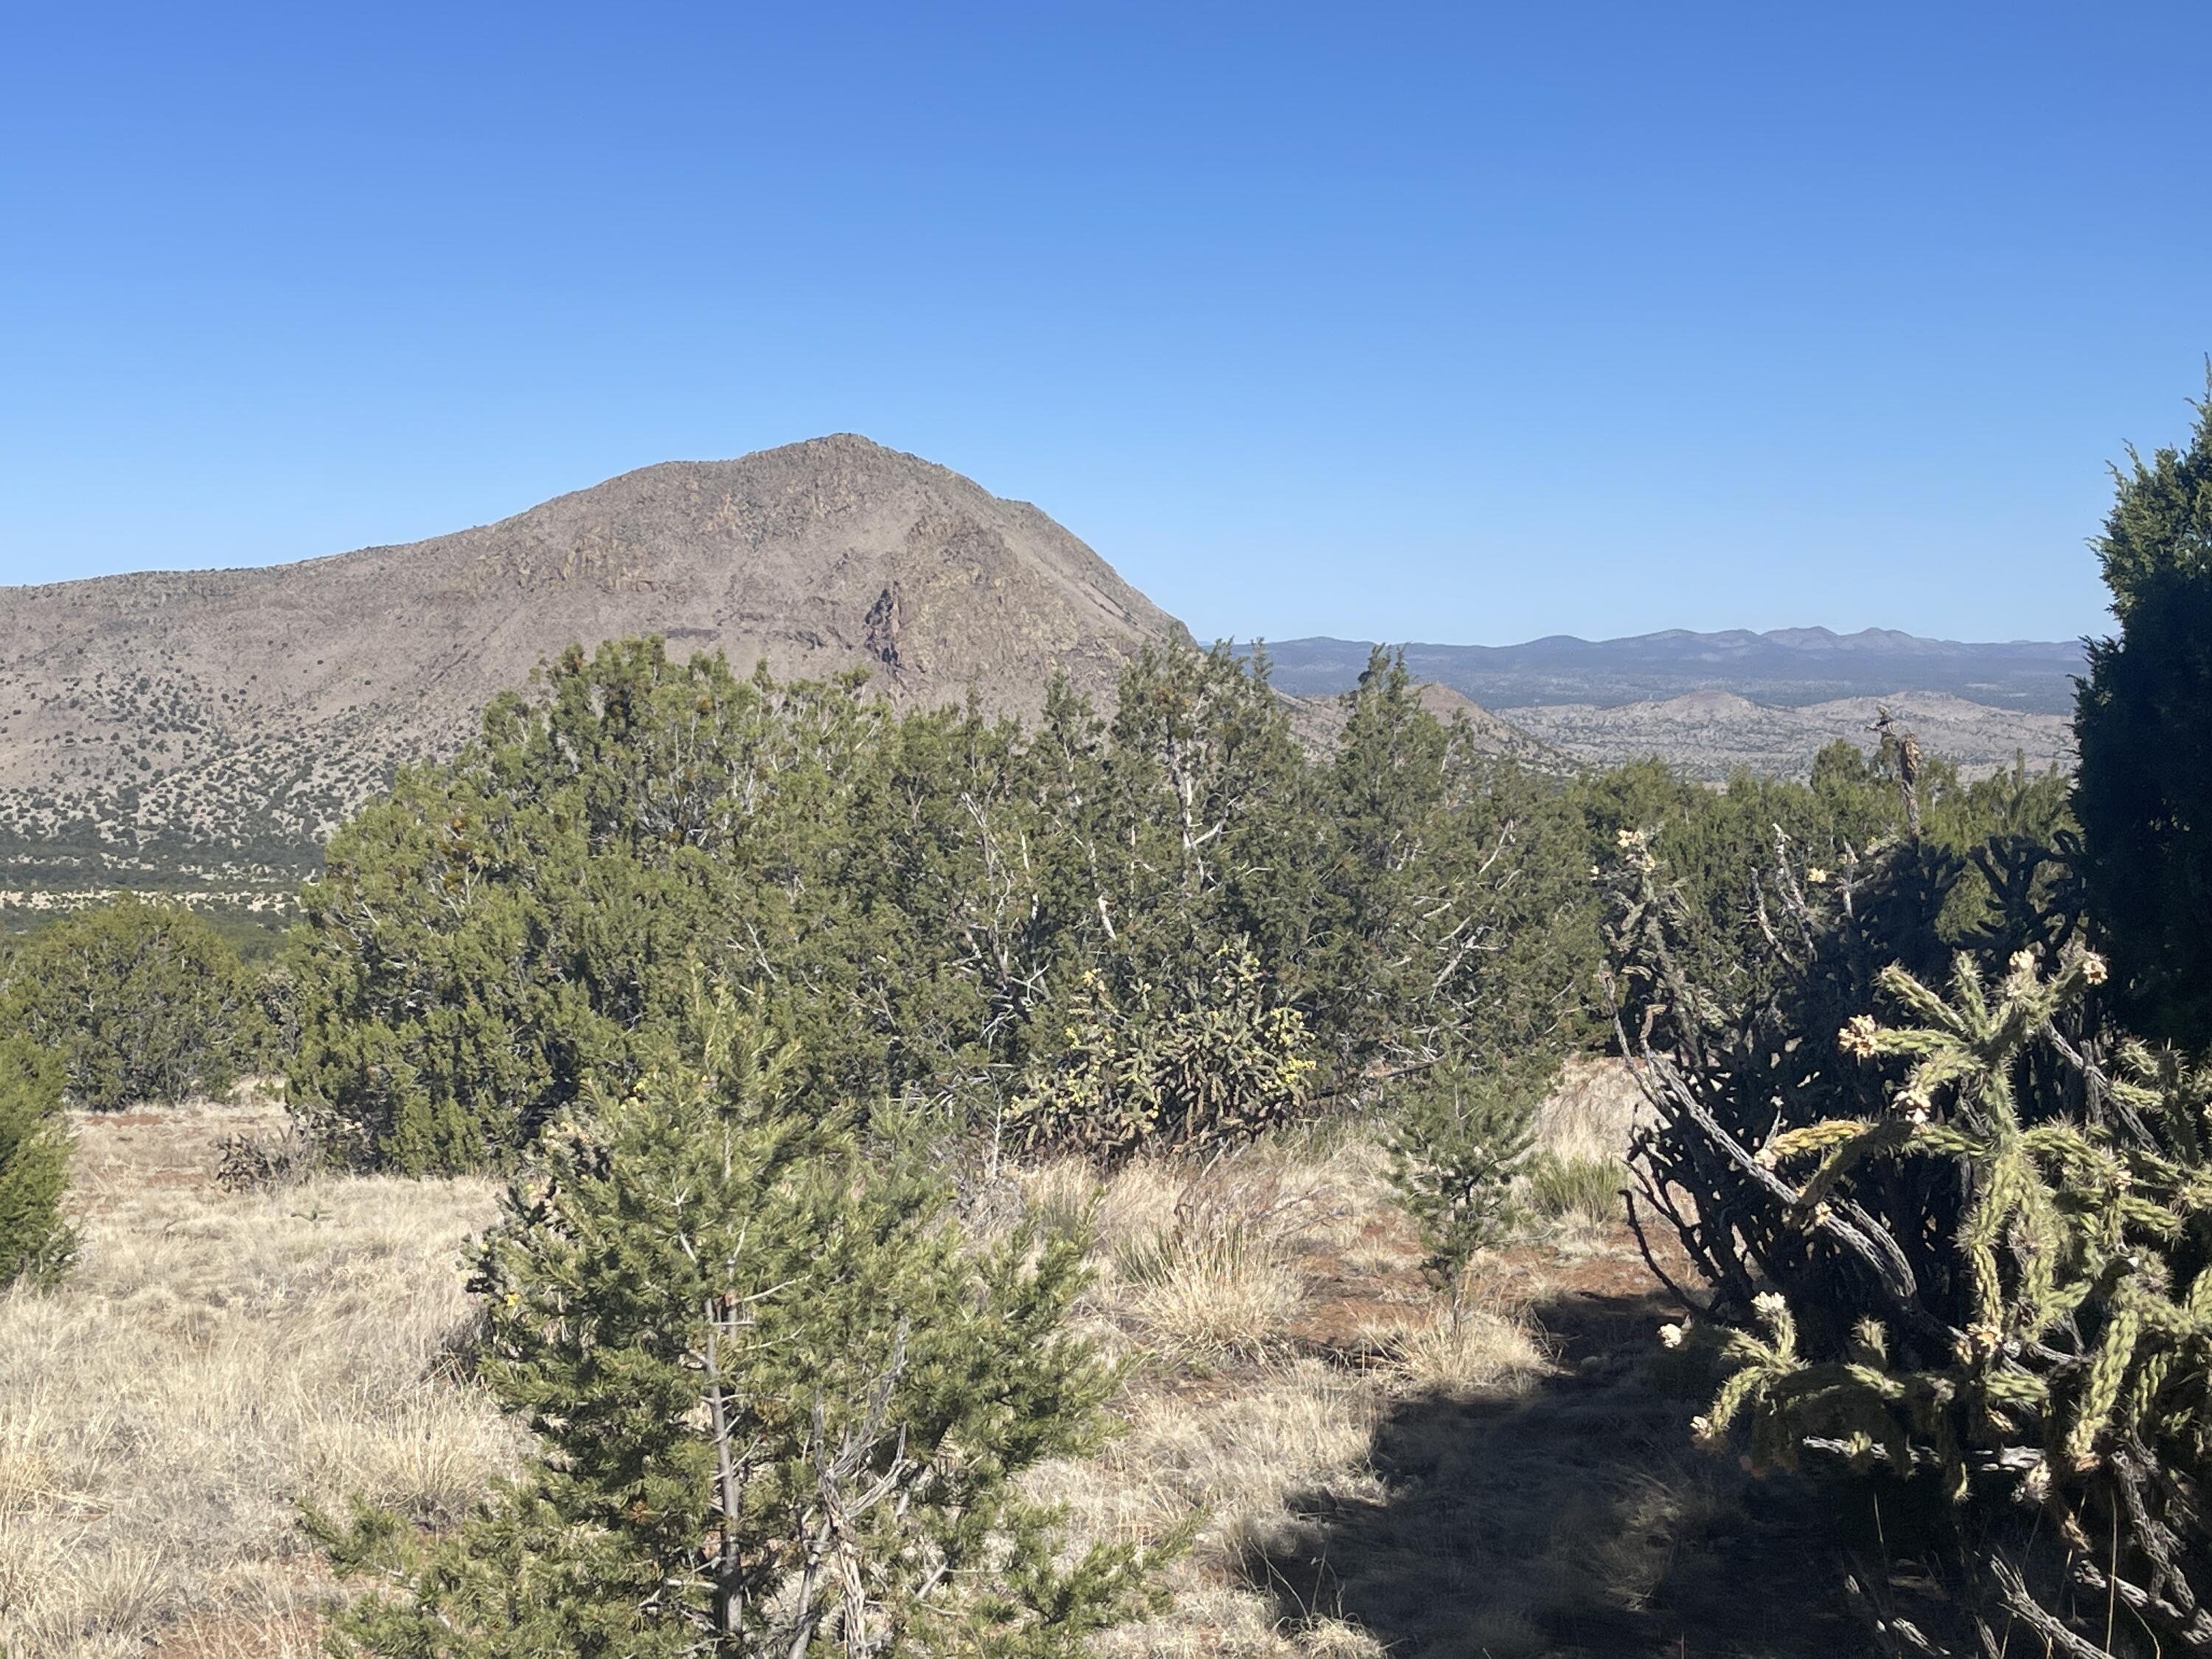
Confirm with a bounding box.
[1317,648,1593,1080]
[2076,380,2212,1050]
[310,996,1166,1658]
[1,894,265,1110]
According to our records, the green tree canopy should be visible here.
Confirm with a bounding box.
[312,997,1165,1656]
[288,638,1601,1172]
[0,1033,72,1287]
[2076,385,2212,1048]
[2,893,266,1110]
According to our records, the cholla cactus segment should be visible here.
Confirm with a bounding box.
[1764,1116,1877,1162]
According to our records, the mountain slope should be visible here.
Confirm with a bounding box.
[0,435,1185,866]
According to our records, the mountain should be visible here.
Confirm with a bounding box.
[1254,627,2087,714]
[0,435,1183,884]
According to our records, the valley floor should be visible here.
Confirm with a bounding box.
[4,1074,1885,1658]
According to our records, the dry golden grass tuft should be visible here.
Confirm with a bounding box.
[0,1102,516,1658]
[1531,1055,1645,1167]
[1366,1306,1552,1398]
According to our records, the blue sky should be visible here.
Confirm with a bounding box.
[2,3,2205,644]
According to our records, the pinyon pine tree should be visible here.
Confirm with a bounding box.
[1385,1054,1554,1318]
[0,1033,72,1287]
[310,995,1166,1658]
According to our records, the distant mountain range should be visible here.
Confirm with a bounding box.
[0,441,2080,911]
[1252,630,2087,714]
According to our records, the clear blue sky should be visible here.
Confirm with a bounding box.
[3,3,2205,645]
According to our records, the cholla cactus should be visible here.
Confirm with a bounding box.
[1699,946,2212,1650]
[1607,794,2212,1653]
[1011,944,1318,1162]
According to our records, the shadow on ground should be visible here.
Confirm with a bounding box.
[1242,1286,1882,1658]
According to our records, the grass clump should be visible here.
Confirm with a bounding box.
[1525,1152,1621,1228]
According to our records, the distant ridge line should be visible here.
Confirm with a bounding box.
[1244,628,2084,714]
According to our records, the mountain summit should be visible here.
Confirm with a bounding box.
[0,436,1186,857]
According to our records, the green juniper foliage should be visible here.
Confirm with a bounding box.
[287,637,1599,1172]
[310,995,1169,1658]
[0,1034,72,1288]
[1312,650,1594,1080]
[1,892,267,1110]
[2076,382,2212,1050]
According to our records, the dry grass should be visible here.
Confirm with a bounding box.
[1531,1056,1645,1167]
[1046,1355,1394,1658]
[1371,1307,1551,1398]
[1012,1137,1562,1657]
[4,1068,1845,1658]
[0,1102,515,1658]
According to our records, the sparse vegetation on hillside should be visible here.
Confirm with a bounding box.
[0,437,1185,894]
